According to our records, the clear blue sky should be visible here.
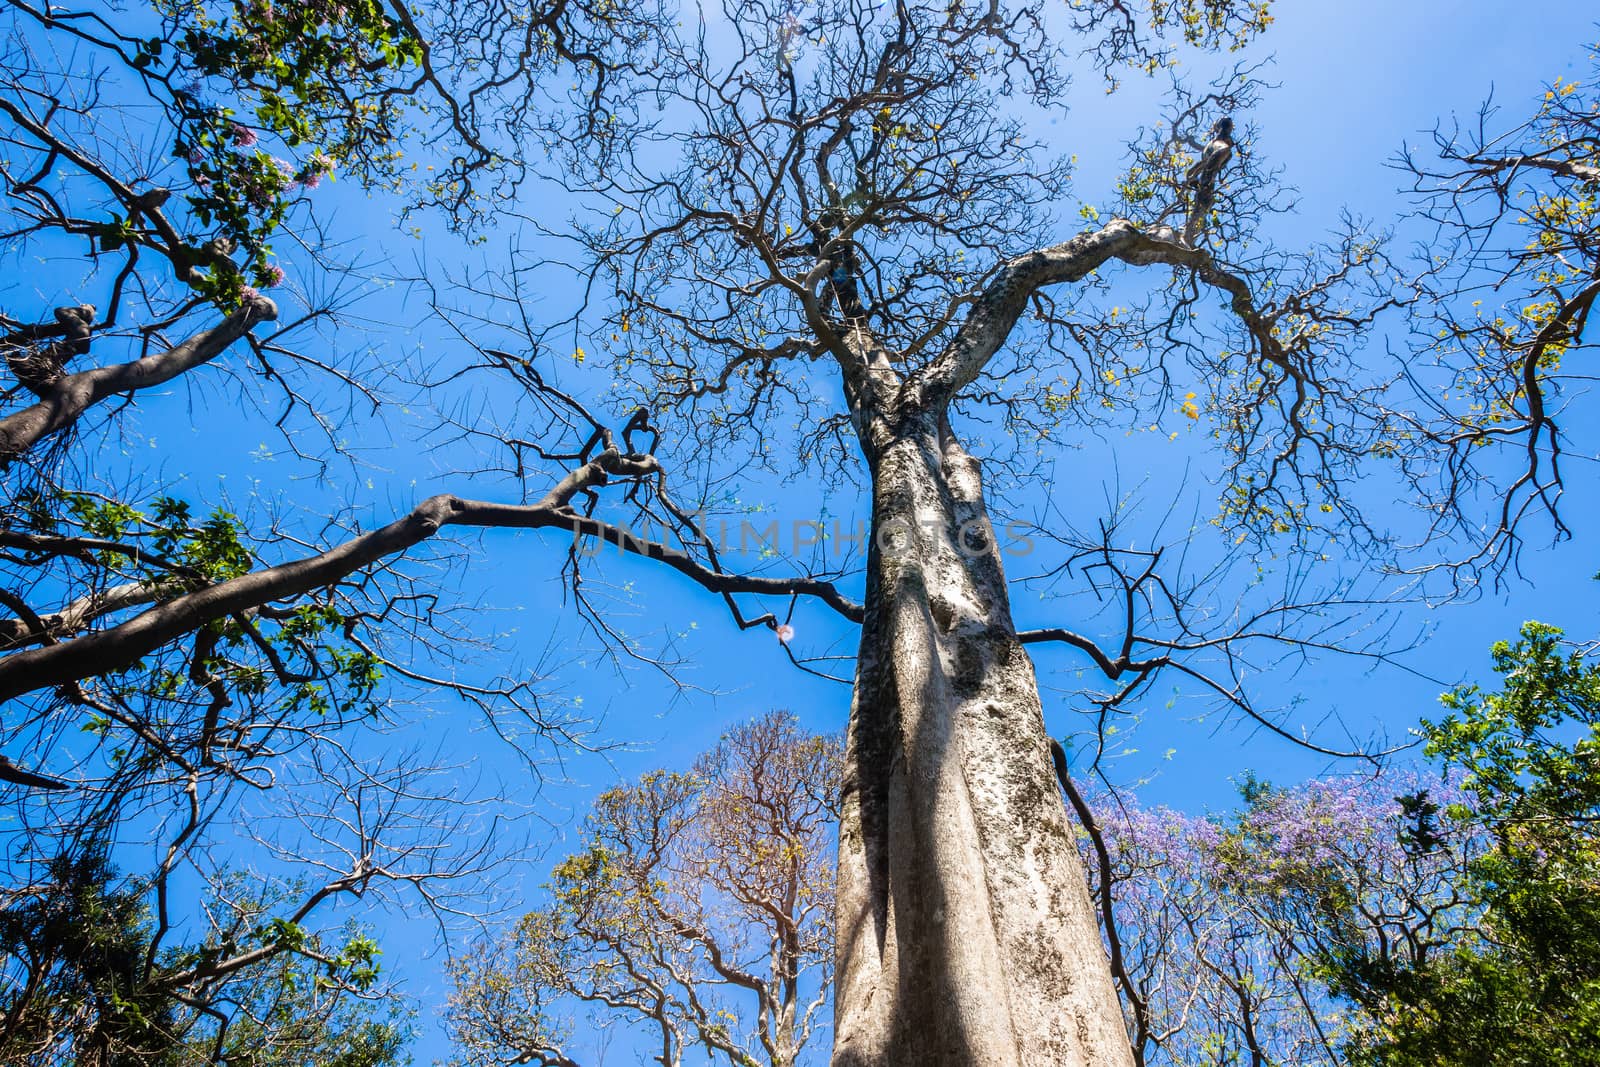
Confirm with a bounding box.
[45,1,1600,1061]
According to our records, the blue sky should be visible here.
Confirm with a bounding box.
[13,0,1600,1061]
[387,4,1600,1055]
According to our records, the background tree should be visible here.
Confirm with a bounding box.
[1073,620,1600,1064]
[447,711,839,1067]
[0,0,659,1060]
[1079,766,1479,1065]
[1329,620,1600,1063]
[0,844,413,1065]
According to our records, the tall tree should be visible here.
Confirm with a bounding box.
[3,3,1585,1066]
[525,3,1397,1062]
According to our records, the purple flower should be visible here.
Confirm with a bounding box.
[240,285,263,302]
[300,151,335,190]
[230,124,258,148]
[260,265,285,288]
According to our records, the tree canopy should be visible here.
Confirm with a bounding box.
[1,0,1597,1063]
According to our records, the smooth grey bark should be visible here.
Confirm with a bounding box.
[824,217,1265,1066]
[831,410,1133,1067]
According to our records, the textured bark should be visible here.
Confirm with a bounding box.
[832,410,1133,1067]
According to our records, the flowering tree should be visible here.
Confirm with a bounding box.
[1079,620,1600,1064]
[1079,767,1480,1065]
[446,711,840,1067]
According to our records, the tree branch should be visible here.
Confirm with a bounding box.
[1049,738,1149,1064]
[0,453,863,702]
[1459,152,1600,187]
[912,219,1147,407]
[0,581,157,649]
[0,296,278,462]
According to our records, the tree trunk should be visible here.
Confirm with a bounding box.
[832,412,1133,1066]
